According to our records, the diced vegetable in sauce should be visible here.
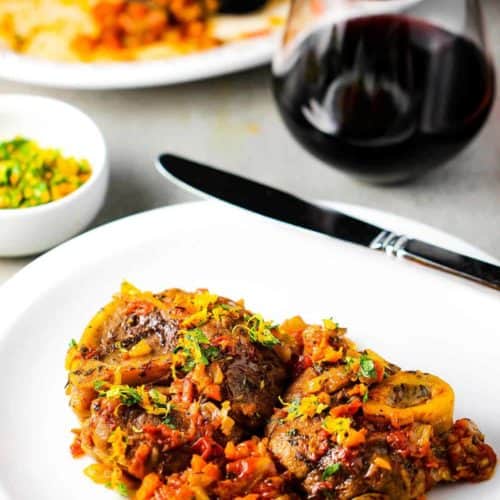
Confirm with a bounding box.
[66,284,497,499]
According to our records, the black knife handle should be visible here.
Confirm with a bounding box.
[370,230,500,290]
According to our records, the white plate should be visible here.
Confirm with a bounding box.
[0,200,498,500]
[0,33,279,90]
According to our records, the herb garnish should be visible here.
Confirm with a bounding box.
[344,354,379,380]
[149,389,174,417]
[116,482,129,497]
[359,354,376,379]
[175,328,220,373]
[105,385,142,406]
[93,380,106,392]
[322,463,341,480]
[162,415,176,429]
[245,314,280,347]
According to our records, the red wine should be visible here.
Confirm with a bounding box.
[272,15,495,183]
[219,0,266,13]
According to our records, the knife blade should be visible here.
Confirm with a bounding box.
[156,153,500,291]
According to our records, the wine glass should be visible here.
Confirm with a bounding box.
[272,0,496,184]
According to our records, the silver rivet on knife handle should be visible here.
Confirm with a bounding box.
[370,231,409,258]
[370,230,500,290]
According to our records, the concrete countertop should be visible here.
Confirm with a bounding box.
[0,0,498,284]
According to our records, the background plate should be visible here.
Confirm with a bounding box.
[0,35,278,90]
[0,201,498,499]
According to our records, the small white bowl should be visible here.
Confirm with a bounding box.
[0,94,108,257]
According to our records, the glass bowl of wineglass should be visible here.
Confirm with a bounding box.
[272,0,496,184]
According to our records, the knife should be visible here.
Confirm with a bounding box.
[156,154,500,291]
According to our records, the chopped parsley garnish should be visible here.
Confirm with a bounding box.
[359,354,376,379]
[344,354,379,380]
[105,385,142,406]
[246,314,280,348]
[68,338,78,349]
[203,345,220,363]
[116,482,129,497]
[363,391,369,403]
[283,398,300,420]
[175,328,220,373]
[93,380,106,392]
[98,383,176,422]
[162,415,176,429]
[322,463,341,480]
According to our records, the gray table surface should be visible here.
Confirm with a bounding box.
[0,0,499,285]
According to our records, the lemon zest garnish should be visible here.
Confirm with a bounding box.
[119,281,141,297]
[181,291,218,328]
[323,318,338,330]
[283,393,330,421]
[322,416,351,435]
[211,305,230,322]
[108,427,127,464]
[119,281,171,314]
[193,291,218,311]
